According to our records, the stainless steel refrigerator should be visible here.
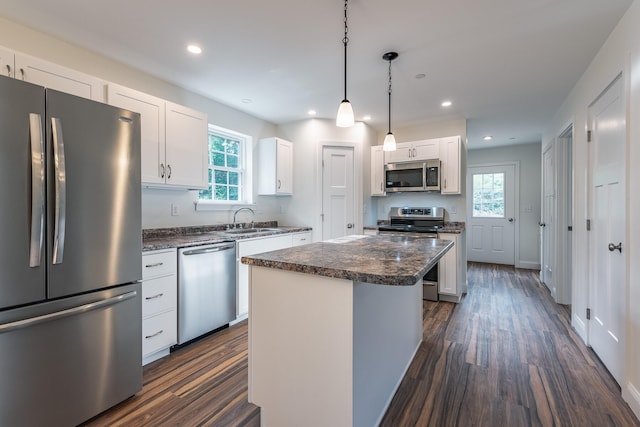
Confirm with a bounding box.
[0,75,143,426]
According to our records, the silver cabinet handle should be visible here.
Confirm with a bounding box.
[19,67,25,80]
[167,164,172,179]
[347,223,354,229]
[145,293,164,300]
[408,148,412,158]
[145,262,164,268]
[51,117,67,265]
[608,242,622,253]
[29,113,45,267]
[0,291,137,334]
[277,179,281,189]
[5,64,11,76]
[160,163,165,178]
[145,330,164,339]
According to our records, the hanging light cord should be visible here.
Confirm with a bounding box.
[387,59,392,134]
[343,0,349,102]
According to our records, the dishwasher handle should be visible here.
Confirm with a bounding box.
[182,242,235,256]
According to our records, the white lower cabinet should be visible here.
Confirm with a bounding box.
[141,248,177,365]
[236,232,311,319]
[437,231,467,303]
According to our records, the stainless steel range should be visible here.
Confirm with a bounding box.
[378,207,445,301]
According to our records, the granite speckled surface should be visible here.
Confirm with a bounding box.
[242,234,453,286]
[142,223,312,251]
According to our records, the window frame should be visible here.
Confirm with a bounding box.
[471,171,506,218]
[196,124,253,210]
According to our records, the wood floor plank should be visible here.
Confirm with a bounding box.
[84,262,640,427]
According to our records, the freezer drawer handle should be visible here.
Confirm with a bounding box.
[144,262,164,268]
[145,293,164,300]
[145,330,164,339]
[0,290,138,334]
[51,117,67,265]
[182,243,235,256]
[29,113,45,267]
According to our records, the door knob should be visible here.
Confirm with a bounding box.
[347,223,354,229]
[538,222,546,227]
[608,242,622,253]
[508,218,514,223]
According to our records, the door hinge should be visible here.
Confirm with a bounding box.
[587,130,592,142]
[568,226,572,231]
[586,219,591,231]
[320,213,325,222]
[586,308,591,320]
[322,159,325,168]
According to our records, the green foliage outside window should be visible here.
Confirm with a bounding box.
[472,173,505,217]
[199,132,243,201]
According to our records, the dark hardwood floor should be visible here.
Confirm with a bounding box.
[83,262,640,426]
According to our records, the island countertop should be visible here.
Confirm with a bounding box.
[241,234,453,286]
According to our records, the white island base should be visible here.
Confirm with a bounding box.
[248,266,423,427]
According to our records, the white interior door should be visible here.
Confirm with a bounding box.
[467,164,516,265]
[541,145,554,293]
[588,74,626,384]
[322,146,355,240]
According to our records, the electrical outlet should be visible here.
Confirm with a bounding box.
[171,203,180,216]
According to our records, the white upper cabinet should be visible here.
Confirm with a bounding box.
[0,46,15,78]
[258,137,293,195]
[107,84,208,189]
[107,84,165,186]
[164,101,208,189]
[14,53,104,101]
[385,139,440,163]
[370,145,386,196]
[440,135,462,195]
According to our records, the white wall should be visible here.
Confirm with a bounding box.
[0,16,285,229]
[373,119,468,222]
[467,142,541,269]
[541,0,640,417]
[277,119,377,242]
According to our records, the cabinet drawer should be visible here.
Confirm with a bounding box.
[142,275,177,319]
[142,310,177,357]
[142,249,177,280]
[238,234,292,257]
[292,232,311,246]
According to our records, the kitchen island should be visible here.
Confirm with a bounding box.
[242,234,453,427]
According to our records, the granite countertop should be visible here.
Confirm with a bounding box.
[142,224,312,251]
[242,234,453,286]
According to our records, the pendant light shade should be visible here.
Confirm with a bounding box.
[336,0,355,127]
[382,51,398,151]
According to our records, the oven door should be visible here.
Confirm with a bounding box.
[385,162,425,192]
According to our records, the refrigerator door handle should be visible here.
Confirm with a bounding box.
[51,117,67,265]
[0,290,138,334]
[29,113,45,267]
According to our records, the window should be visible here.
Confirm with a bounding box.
[198,124,251,204]
[472,172,505,217]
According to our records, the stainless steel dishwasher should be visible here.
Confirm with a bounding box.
[177,241,237,344]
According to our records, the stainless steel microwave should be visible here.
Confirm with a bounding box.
[385,159,441,192]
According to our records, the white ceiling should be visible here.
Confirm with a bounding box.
[0,0,633,149]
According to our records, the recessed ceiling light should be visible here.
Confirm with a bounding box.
[363,115,371,121]
[187,44,202,55]
[441,101,452,107]
[483,135,493,141]
[415,73,426,79]
[241,98,253,104]
[308,110,317,116]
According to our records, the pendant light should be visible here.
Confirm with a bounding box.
[382,51,398,151]
[336,0,355,127]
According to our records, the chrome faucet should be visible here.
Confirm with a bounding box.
[232,207,255,229]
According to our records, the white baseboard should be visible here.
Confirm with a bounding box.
[572,313,587,343]
[516,260,540,270]
[230,313,248,326]
[624,381,640,422]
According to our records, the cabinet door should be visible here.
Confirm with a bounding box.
[276,139,293,194]
[0,46,15,78]
[15,53,104,101]
[438,234,458,295]
[292,232,312,246]
[370,145,386,196]
[440,136,461,194]
[165,101,208,189]
[412,139,440,161]
[107,84,166,185]
[385,141,412,163]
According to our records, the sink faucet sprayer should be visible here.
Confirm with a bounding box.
[232,207,255,229]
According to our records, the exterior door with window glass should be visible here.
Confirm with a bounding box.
[467,165,516,264]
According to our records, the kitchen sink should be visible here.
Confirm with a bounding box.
[224,228,280,234]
